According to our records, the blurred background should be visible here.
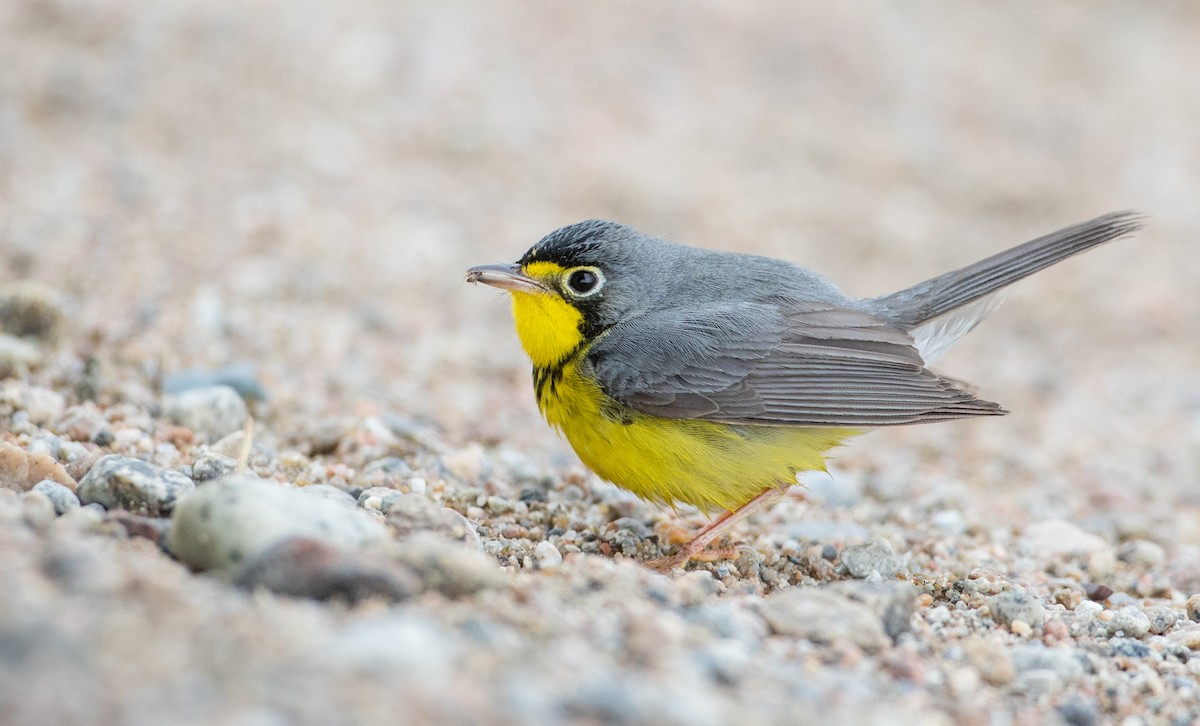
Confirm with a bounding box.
[2,0,1197,538]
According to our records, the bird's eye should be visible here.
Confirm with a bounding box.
[565,267,604,297]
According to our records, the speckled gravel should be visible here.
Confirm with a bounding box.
[2,2,1199,724]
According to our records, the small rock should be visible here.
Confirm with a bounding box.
[31,480,79,514]
[1010,644,1087,678]
[357,486,406,512]
[1144,605,1178,635]
[0,442,77,492]
[989,590,1047,629]
[1106,606,1151,638]
[840,538,904,579]
[931,510,968,536]
[825,580,918,639]
[168,476,391,573]
[297,484,358,508]
[10,385,65,425]
[0,282,65,341]
[963,638,1015,685]
[1021,520,1108,559]
[1056,697,1100,726]
[1116,539,1166,568]
[756,588,890,652]
[384,492,480,548]
[163,365,267,402]
[77,454,194,516]
[352,456,412,490]
[0,334,41,376]
[191,452,238,482]
[164,385,249,442]
[535,541,563,568]
[1168,624,1200,650]
[393,532,505,597]
[673,570,720,606]
[1109,637,1152,658]
[1185,594,1200,622]
[233,536,420,603]
[20,490,56,530]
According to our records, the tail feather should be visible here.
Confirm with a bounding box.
[868,211,1145,329]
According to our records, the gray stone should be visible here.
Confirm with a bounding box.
[1116,539,1166,568]
[826,580,918,639]
[296,483,357,508]
[77,455,194,516]
[1106,606,1151,638]
[163,365,267,402]
[1109,638,1153,658]
[164,385,249,441]
[1010,644,1088,678]
[31,480,79,514]
[1144,605,1179,635]
[393,532,505,597]
[167,475,390,573]
[988,590,1047,628]
[840,538,904,579]
[233,536,420,603]
[357,486,406,512]
[191,452,238,482]
[384,492,480,548]
[756,588,890,652]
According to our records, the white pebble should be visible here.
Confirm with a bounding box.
[535,541,563,568]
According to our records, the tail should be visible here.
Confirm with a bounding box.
[866,211,1144,363]
[869,211,1144,327]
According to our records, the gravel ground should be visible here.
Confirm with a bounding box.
[2,2,1199,724]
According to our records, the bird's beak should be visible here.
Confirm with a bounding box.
[465,263,548,293]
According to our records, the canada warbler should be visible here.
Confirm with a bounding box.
[466,211,1142,569]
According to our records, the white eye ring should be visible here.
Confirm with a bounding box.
[564,267,605,298]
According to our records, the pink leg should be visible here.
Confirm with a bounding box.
[650,487,789,572]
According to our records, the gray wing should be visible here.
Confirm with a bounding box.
[585,300,1005,427]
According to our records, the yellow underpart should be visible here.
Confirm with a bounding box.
[539,359,860,513]
[510,261,584,369]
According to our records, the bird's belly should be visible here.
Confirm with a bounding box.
[539,365,858,513]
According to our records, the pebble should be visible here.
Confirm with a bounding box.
[357,486,407,512]
[673,570,721,607]
[825,580,917,639]
[1116,539,1166,568]
[756,588,890,652]
[167,475,390,573]
[31,480,80,514]
[962,637,1015,685]
[163,365,267,402]
[839,537,904,579]
[988,590,1047,629]
[0,281,65,340]
[352,456,413,490]
[534,540,563,568]
[1109,638,1153,658]
[392,532,505,597]
[0,442,77,492]
[0,334,41,376]
[3,384,65,425]
[1144,606,1178,635]
[1106,607,1151,638]
[1076,601,1105,617]
[164,385,249,442]
[1186,594,1200,622]
[190,452,239,482]
[296,484,358,508]
[1010,644,1087,679]
[21,490,56,530]
[384,492,481,548]
[1021,519,1108,559]
[233,536,420,603]
[76,455,194,516]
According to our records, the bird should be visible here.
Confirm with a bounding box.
[466,211,1143,570]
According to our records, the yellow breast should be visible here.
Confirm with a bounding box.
[507,283,857,513]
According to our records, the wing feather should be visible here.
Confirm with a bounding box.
[586,300,1005,427]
